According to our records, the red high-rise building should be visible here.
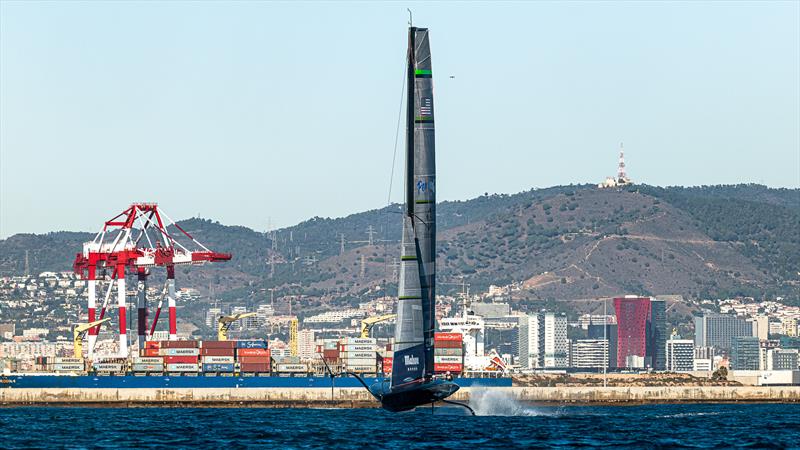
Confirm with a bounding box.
[614,296,651,368]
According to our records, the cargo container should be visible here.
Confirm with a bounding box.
[166,363,199,372]
[238,356,270,364]
[322,349,339,360]
[341,358,376,366]
[340,338,377,345]
[144,341,161,349]
[433,340,462,349]
[165,355,198,364]
[434,355,463,364]
[276,363,308,373]
[132,364,163,372]
[132,357,163,364]
[323,341,338,350]
[54,357,83,364]
[201,348,235,357]
[240,363,270,373]
[201,340,237,349]
[94,358,127,364]
[382,357,393,374]
[273,356,301,364]
[340,344,375,352]
[93,363,125,372]
[202,356,234,364]
[161,348,200,356]
[433,363,463,372]
[343,365,376,373]
[202,363,235,372]
[433,348,463,356]
[236,340,268,349]
[340,351,375,359]
[434,332,462,341]
[237,348,269,357]
[53,363,84,372]
[142,348,161,357]
[160,340,199,349]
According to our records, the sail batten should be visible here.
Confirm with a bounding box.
[392,26,436,387]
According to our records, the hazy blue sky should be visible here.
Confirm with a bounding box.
[1,1,798,238]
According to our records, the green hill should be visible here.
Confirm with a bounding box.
[1,184,797,306]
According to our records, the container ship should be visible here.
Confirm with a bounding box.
[2,335,511,389]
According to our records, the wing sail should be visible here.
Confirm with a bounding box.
[392,26,436,387]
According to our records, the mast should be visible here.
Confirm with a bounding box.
[405,27,416,217]
[392,26,437,384]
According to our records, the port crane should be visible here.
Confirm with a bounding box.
[360,314,396,338]
[72,203,231,357]
[289,318,298,356]
[73,318,111,359]
[217,312,257,341]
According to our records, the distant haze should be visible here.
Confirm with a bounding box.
[1,2,798,238]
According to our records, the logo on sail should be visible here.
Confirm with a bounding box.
[416,178,435,194]
[404,354,420,366]
[420,98,432,116]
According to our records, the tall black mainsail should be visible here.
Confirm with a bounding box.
[368,25,465,413]
[391,26,437,386]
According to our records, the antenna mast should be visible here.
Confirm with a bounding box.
[617,143,627,183]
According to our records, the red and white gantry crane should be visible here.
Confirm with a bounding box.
[73,203,231,357]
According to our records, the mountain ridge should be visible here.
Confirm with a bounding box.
[1,184,797,306]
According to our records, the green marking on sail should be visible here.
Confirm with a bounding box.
[399,296,422,300]
[415,69,432,76]
[401,255,418,261]
[415,200,433,204]
[414,116,434,122]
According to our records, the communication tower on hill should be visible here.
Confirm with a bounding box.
[617,143,629,184]
[598,142,633,188]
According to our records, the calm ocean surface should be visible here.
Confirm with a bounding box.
[1,401,798,448]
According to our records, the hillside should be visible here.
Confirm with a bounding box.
[1,184,798,306]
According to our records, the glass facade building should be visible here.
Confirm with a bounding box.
[614,297,652,368]
[695,314,752,351]
[731,336,760,370]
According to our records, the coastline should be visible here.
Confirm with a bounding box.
[2,386,799,407]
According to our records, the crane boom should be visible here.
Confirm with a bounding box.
[73,318,111,359]
[360,314,397,338]
[217,312,257,340]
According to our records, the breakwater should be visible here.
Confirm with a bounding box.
[2,386,799,407]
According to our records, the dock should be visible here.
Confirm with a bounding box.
[2,386,799,407]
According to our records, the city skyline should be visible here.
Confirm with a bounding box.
[1,2,799,238]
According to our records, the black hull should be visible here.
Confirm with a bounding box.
[371,379,460,412]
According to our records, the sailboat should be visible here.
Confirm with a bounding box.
[365,25,466,414]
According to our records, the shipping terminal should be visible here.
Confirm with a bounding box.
[0,203,509,393]
[1,23,512,409]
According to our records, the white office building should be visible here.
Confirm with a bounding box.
[693,358,713,371]
[518,315,542,369]
[297,329,316,360]
[665,338,694,372]
[543,312,568,368]
[748,315,769,341]
[571,339,609,369]
[518,312,568,369]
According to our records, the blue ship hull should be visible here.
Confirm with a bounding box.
[1,374,511,389]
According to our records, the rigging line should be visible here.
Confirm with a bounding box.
[387,52,408,207]
[383,48,409,299]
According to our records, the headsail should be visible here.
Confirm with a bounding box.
[392,26,436,387]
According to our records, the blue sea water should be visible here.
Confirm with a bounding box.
[0,402,798,448]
